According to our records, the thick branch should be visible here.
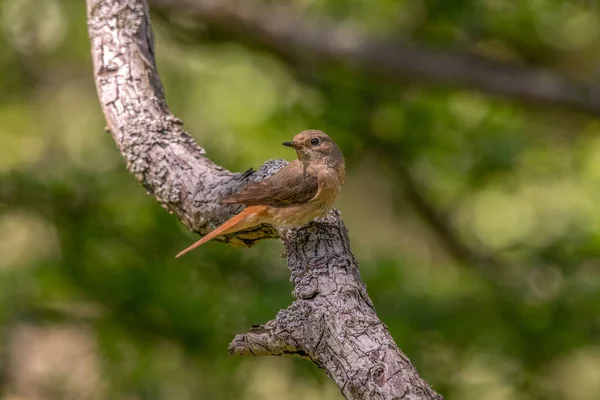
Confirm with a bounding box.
[231,212,442,399]
[152,0,600,116]
[86,1,442,399]
[87,0,277,246]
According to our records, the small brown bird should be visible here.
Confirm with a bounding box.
[175,130,345,258]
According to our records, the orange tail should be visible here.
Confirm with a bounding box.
[175,207,260,258]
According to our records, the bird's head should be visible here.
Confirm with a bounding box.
[282,130,344,166]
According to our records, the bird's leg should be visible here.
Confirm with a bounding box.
[280,232,302,260]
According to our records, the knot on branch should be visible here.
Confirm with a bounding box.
[228,313,309,358]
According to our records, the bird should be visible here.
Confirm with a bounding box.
[175,130,345,258]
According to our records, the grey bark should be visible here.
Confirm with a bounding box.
[86,0,443,398]
[152,0,600,117]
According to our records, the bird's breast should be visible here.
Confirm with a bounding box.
[266,166,343,229]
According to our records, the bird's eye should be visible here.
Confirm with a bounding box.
[310,138,320,146]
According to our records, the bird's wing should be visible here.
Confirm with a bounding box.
[223,162,318,207]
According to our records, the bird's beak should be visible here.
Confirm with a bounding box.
[282,141,297,148]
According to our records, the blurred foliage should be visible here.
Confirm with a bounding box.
[1,0,600,399]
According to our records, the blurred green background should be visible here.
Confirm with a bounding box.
[2,0,600,399]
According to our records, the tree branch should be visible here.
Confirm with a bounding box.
[151,0,600,116]
[85,0,442,398]
[87,0,278,248]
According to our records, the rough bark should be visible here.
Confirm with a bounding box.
[152,0,600,117]
[86,0,443,398]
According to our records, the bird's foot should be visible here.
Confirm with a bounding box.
[280,234,302,260]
